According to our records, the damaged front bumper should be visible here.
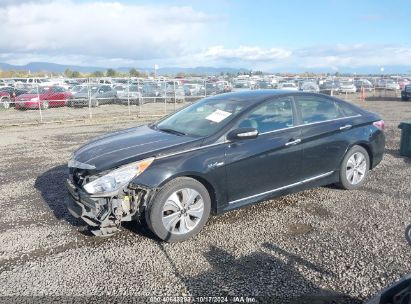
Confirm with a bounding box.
[65,178,151,236]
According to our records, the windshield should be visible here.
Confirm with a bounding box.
[155,97,250,137]
[27,87,49,94]
[72,86,83,92]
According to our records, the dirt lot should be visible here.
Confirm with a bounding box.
[0,98,410,303]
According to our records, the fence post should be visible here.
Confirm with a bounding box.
[138,79,142,117]
[88,77,92,119]
[127,77,131,116]
[173,80,176,111]
[164,80,167,114]
[204,80,207,97]
[37,83,43,122]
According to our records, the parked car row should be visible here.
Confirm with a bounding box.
[401,84,411,101]
[1,75,410,109]
[232,76,409,95]
[0,81,214,109]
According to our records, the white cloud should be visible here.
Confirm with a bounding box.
[0,0,211,62]
[0,1,410,72]
[203,46,292,62]
[293,44,411,69]
[195,44,411,71]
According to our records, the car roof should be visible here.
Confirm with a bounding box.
[207,89,295,103]
[205,89,355,106]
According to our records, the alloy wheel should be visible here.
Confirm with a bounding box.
[346,152,367,185]
[162,188,204,235]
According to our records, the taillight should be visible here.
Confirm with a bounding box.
[373,120,385,131]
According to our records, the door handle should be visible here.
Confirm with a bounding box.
[339,124,352,130]
[285,138,301,146]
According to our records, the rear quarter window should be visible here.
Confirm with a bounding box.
[336,101,360,117]
[295,97,343,124]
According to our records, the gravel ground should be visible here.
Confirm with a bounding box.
[0,98,410,303]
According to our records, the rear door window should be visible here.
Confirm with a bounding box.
[237,97,294,133]
[337,102,359,117]
[295,97,343,124]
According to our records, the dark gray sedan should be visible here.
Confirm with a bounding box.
[68,85,118,107]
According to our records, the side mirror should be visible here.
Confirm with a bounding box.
[227,128,259,140]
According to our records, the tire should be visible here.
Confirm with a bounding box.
[1,98,10,109]
[145,177,211,242]
[337,145,370,190]
[92,99,99,107]
[401,95,409,101]
[42,101,49,109]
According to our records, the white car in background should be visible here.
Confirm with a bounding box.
[184,83,202,96]
[339,81,357,93]
[376,79,400,90]
[385,80,400,90]
[117,85,142,105]
[69,84,89,94]
[278,82,298,91]
[300,82,320,93]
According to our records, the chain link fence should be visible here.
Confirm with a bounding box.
[0,76,407,126]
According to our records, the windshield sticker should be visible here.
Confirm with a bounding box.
[205,109,232,123]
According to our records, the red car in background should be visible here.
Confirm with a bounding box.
[15,86,72,110]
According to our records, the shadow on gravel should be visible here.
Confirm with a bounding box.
[159,242,361,304]
[365,96,400,102]
[35,164,157,238]
[385,148,411,164]
[34,164,89,232]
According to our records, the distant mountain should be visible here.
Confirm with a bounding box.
[1,61,410,75]
[0,62,106,73]
[0,62,250,75]
[272,65,411,75]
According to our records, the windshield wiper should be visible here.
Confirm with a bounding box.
[158,128,187,136]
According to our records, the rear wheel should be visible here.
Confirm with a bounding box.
[41,101,49,109]
[401,95,409,101]
[146,177,211,242]
[1,98,10,109]
[337,145,370,190]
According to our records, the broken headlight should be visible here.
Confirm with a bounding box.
[83,157,154,195]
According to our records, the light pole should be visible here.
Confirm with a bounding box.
[154,64,159,79]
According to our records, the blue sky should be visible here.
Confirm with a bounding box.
[0,0,410,72]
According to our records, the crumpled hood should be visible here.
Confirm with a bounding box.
[73,125,199,171]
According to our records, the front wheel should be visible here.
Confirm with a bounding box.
[337,145,370,190]
[41,101,49,109]
[146,177,211,242]
[92,99,99,107]
[401,95,409,101]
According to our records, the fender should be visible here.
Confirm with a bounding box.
[130,143,228,213]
